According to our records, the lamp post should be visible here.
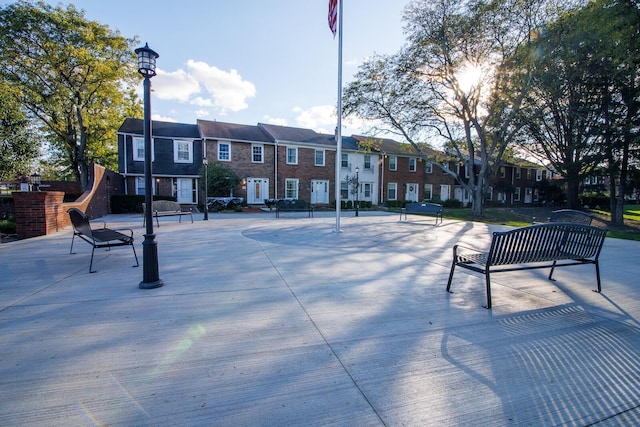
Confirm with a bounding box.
[136,43,163,289]
[355,166,360,217]
[203,158,209,220]
[30,172,41,191]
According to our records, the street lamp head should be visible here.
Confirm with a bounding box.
[135,43,159,78]
[355,166,360,174]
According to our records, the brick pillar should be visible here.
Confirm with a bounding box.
[13,191,66,239]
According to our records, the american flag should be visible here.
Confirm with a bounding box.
[328,0,338,37]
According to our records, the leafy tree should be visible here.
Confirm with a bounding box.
[343,0,561,216]
[201,162,240,197]
[0,1,142,190]
[518,0,640,217]
[0,79,39,180]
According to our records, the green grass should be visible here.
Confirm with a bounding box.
[441,206,640,242]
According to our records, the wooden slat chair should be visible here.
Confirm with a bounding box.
[68,208,139,273]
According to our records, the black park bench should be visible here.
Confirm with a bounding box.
[446,222,607,308]
[400,202,443,225]
[68,208,139,273]
[142,200,193,227]
[275,199,314,218]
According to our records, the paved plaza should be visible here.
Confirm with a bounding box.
[1,211,639,426]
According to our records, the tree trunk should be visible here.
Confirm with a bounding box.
[566,179,581,209]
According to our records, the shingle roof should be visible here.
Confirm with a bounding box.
[198,119,272,143]
[258,123,337,148]
[118,118,200,139]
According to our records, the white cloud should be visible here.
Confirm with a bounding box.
[263,115,288,126]
[153,68,200,102]
[150,61,256,116]
[293,105,336,131]
[195,109,210,118]
[187,60,256,113]
[151,114,177,122]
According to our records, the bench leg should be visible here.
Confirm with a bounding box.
[484,271,492,309]
[70,233,76,254]
[89,246,97,273]
[446,262,456,292]
[548,260,558,281]
[131,243,140,268]
[594,260,602,293]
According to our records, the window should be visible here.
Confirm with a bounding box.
[252,144,263,163]
[536,169,543,181]
[285,179,299,199]
[441,162,449,172]
[364,155,372,170]
[218,142,230,161]
[423,184,433,200]
[363,183,371,198]
[136,176,145,195]
[389,156,397,171]
[500,166,506,178]
[174,140,192,163]
[426,162,433,174]
[387,182,397,200]
[133,137,145,161]
[315,149,325,166]
[514,187,521,201]
[341,181,349,199]
[286,147,298,164]
[341,153,349,168]
[527,169,533,180]
[515,167,521,179]
[409,158,417,172]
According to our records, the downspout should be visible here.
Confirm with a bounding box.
[274,141,278,199]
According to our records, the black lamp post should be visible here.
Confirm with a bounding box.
[136,43,163,289]
[355,166,360,217]
[203,158,209,220]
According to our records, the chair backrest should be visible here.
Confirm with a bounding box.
[68,208,93,237]
[550,209,594,225]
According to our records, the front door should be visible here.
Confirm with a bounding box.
[440,184,451,202]
[311,180,329,204]
[247,178,269,204]
[405,183,419,202]
[176,178,194,203]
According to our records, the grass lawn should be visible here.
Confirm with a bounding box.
[441,205,640,242]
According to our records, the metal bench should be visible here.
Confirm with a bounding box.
[446,222,608,308]
[68,208,139,273]
[400,202,443,225]
[142,200,193,227]
[275,199,313,218]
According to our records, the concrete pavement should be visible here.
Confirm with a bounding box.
[1,211,640,426]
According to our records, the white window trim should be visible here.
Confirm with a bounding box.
[133,137,155,162]
[315,149,325,166]
[387,182,398,200]
[409,158,417,172]
[252,144,264,163]
[173,140,193,163]
[389,156,397,171]
[426,162,433,174]
[218,142,231,162]
[424,183,433,200]
[286,147,298,165]
[285,178,299,199]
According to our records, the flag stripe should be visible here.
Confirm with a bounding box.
[328,0,338,37]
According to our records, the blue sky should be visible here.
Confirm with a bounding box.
[25,0,409,135]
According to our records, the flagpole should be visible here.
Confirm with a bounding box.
[334,0,344,233]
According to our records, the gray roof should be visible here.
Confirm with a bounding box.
[258,123,337,148]
[198,119,272,143]
[118,118,200,139]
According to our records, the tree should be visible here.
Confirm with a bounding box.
[0,79,40,180]
[201,162,240,197]
[0,1,141,190]
[343,0,558,216]
[518,0,640,217]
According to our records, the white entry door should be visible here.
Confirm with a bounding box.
[176,178,194,203]
[440,184,451,202]
[311,180,329,204]
[247,178,269,204]
[405,183,419,202]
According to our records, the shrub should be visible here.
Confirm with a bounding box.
[111,195,176,213]
[442,198,463,208]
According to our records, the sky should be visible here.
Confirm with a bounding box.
[19,0,410,136]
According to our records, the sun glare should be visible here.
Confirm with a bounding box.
[456,63,484,94]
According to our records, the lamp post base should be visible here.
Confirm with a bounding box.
[139,233,164,289]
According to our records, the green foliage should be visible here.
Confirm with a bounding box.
[442,199,463,208]
[0,1,142,189]
[0,218,16,234]
[0,80,39,180]
[201,162,240,197]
